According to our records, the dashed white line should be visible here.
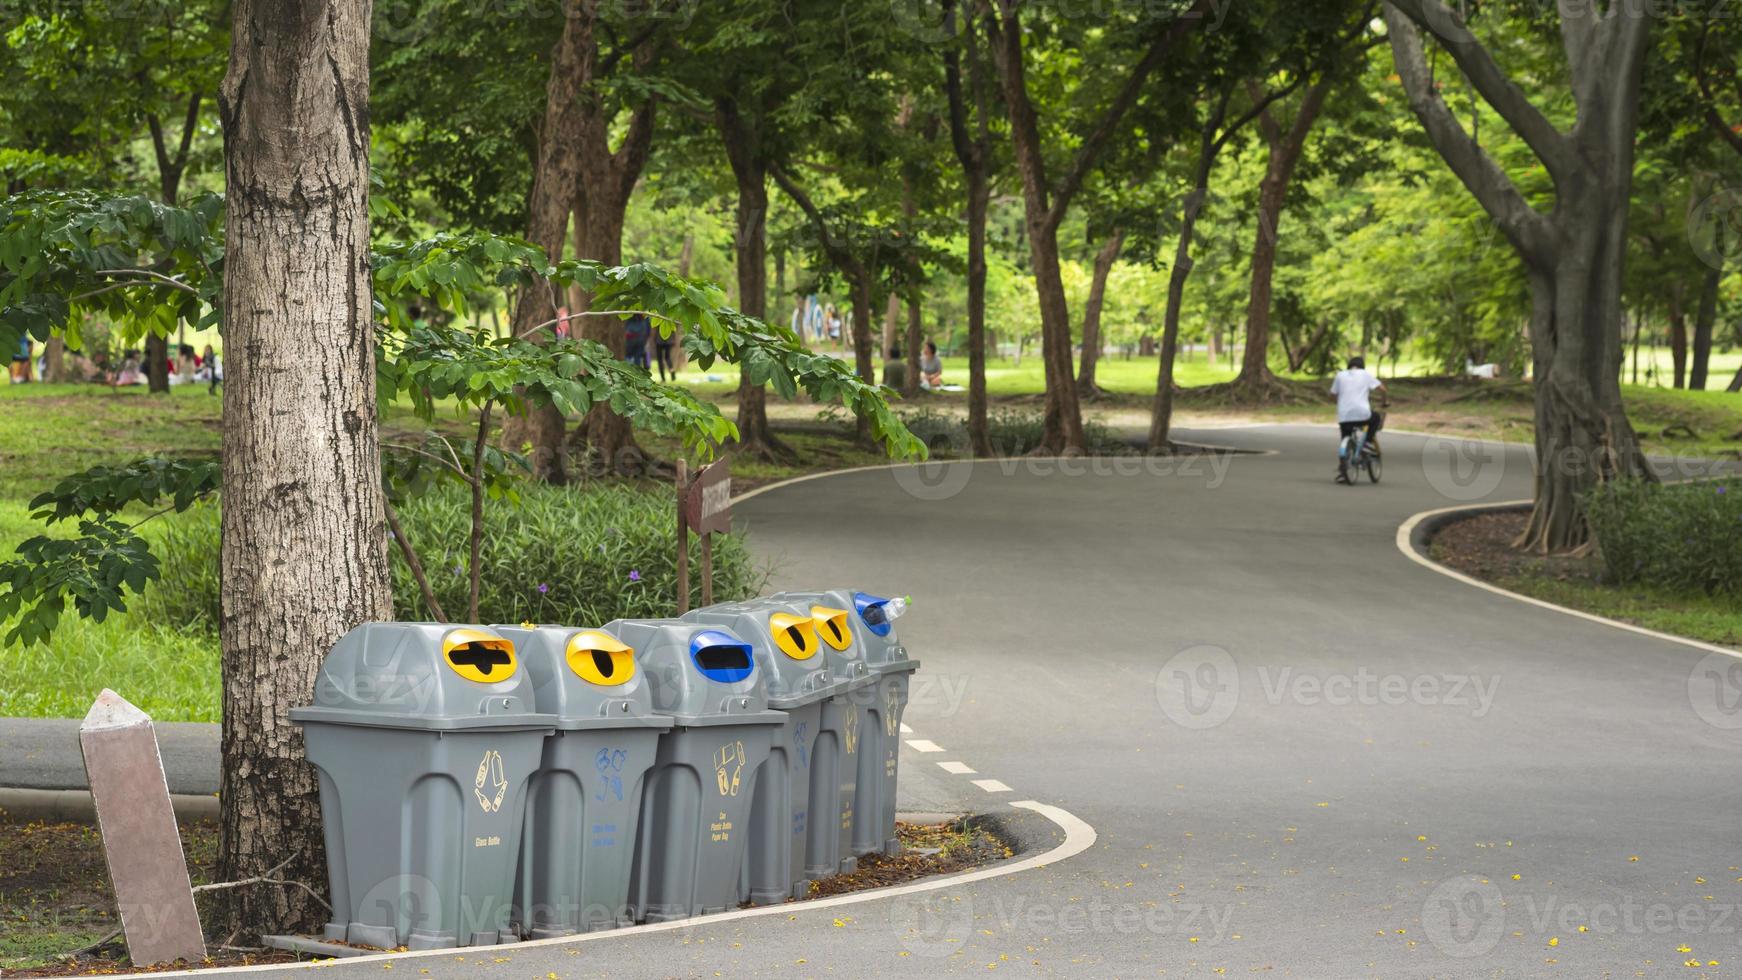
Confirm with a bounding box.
[899,722,914,734]
[905,739,944,753]
[971,779,1012,793]
[937,761,976,775]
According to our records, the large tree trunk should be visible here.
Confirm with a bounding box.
[902,293,923,399]
[1076,231,1124,398]
[943,0,994,456]
[1230,80,1329,397]
[717,98,793,462]
[1385,1,1653,554]
[145,333,171,393]
[1690,261,1719,390]
[1668,287,1689,388]
[1026,223,1086,452]
[963,178,992,456]
[502,2,594,485]
[850,278,877,445]
[216,0,393,937]
[42,335,67,382]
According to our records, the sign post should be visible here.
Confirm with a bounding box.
[679,458,731,612]
[675,459,690,613]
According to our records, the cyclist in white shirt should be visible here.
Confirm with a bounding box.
[1331,355,1386,483]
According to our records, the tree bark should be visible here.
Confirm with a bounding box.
[1690,261,1719,390]
[215,0,393,938]
[717,97,793,462]
[144,334,170,393]
[1387,1,1653,553]
[1668,287,1688,388]
[503,1,594,485]
[902,293,923,399]
[571,27,660,477]
[1231,78,1330,395]
[943,0,994,456]
[42,335,66,382]
[1076,231,1124,398]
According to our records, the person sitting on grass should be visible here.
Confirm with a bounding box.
[882,345,906,390]
[920,341,944,389]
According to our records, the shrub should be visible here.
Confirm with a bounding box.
[1585,479,1742,595]
[390,482,767,625]
[134,483,768,632]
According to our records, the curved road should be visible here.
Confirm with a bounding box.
[248,426,1740,978]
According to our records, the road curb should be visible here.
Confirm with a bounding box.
[1395,500,1742,658]
[0,787,219,824]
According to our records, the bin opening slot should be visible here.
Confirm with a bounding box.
[690,630,755,683]
[442,629,518,683]
[853,592,893,637]
[811,606,854,651]
[566,631,635,686]
[769,612,819,660]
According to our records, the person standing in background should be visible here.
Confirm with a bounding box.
[203,344,220,395]
[654,326,676,382]
[623,313,652,369]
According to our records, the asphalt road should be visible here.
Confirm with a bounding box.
[41,424,1742,978]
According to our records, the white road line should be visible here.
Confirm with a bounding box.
[899,722,913,734]
[1396,501,1742,659]
[937,761,975,775]
[971,779,1012,793]
[125,801,1098,980]
[905,739,944,753]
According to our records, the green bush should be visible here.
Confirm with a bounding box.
[1585,479,1742,595]
[390,482,767,624]
[133,483,768,632]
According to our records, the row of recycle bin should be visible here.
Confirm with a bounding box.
[288,588,918,950]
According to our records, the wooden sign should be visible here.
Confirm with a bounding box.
[78,689,207,966]
[683,459,732,535]
[676,459,731,613]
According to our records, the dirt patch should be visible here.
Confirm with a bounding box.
[2,817,1010,975]
[0,819,299,975]
[806,818,1012,899]
[1429,510,1604,585]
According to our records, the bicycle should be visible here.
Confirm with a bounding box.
[1337,415,1383,485]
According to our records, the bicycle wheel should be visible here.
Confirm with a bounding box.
[1365,450,1382,483]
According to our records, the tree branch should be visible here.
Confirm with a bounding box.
[1384,7,1555,265]
[384,497,447,623]
[1386,0,1576,181]
[1046,0,1214,227]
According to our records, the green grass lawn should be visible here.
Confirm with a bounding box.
[1495,575,1742,650]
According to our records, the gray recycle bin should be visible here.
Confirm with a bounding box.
[772,589,919,856]
[682,598,862,904]
[290,624,556,950]
[494,625,672,937]
[607,619,786,922]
